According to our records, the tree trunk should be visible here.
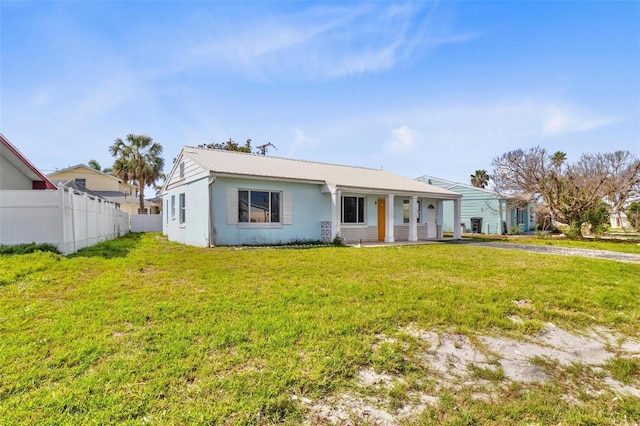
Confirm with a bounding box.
[138,179,145,214]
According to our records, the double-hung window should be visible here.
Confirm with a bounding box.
[179,193,186,224]
[171,195,176,220]
[238,190,281,223]
[342,196,365,223]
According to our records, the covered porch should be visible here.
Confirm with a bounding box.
[322,185,462,244]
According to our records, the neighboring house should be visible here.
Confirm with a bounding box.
[1,133,57,190]
[47,164,161,215]
[416,176,536,234]
[162,147,463,247]
[1,134,129,252]
[609,209,631,229]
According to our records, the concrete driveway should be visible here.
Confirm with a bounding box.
[448,240,640,264]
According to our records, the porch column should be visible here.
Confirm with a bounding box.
[331,188,341,240]
[436,200,444,239]
[385,194,395,243]
[408,196,418,241]
[453,198,462,239]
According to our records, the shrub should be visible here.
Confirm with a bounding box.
[583,203,610,235]
[0,242,61,255]
[627,201,640,230]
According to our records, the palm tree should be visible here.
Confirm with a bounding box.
[470,170,490,188]
[551,151,567,169]
[109,134,164,214]
[88,159,113,174]
[88,159,102,171]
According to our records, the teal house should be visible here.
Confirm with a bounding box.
[161,147,463,247]
[415,176,536,235]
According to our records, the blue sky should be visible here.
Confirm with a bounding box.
[2,1,638,185]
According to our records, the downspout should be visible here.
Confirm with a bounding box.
[208,173,216,247]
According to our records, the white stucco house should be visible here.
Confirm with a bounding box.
[162,147,463,246]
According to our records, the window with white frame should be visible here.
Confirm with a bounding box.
[238,190,281,223]
[166,200,169,223]
[403,199,422,224]
[179,193,186,224]
[75,178,86,187]
[342,196,365,223]
[171,195,176,219]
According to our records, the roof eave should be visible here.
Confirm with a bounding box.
[336,185,461,199]
[1,133,57,190]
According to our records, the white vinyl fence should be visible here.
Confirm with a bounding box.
[130,214,162,232]
[0,187,129,254]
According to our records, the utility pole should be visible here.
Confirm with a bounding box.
[256,142,277,156]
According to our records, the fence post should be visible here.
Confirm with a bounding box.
[58,187,66,253]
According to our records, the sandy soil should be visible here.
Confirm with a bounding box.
[298,319,640,425]
[458,241,640,264]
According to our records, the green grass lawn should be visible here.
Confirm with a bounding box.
[1,233,639,424]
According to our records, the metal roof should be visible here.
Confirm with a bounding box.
[181,147,461,198]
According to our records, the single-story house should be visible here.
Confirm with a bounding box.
[609,209,632,230]
[1,133,57,190]
[47,164,161,215]
[162,147,463,246]
[416,176,536,234]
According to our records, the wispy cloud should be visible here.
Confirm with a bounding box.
[184,2,479,80]
[541,105,620,136]
[316,99,627,181]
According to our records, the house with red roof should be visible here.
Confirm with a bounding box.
[0,133,56,190]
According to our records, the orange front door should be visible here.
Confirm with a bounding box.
[377,198,386,241]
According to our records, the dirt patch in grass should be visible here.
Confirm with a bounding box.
[303,323,640,425]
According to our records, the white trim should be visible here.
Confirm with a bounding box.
[237,223,284,229]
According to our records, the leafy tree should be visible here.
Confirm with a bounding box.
[627,201,640,230]
[199,138,252,153]
[491,147,639,238]
[470,170,490,188]
[599,151,640,223]
[109,134,164,214]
